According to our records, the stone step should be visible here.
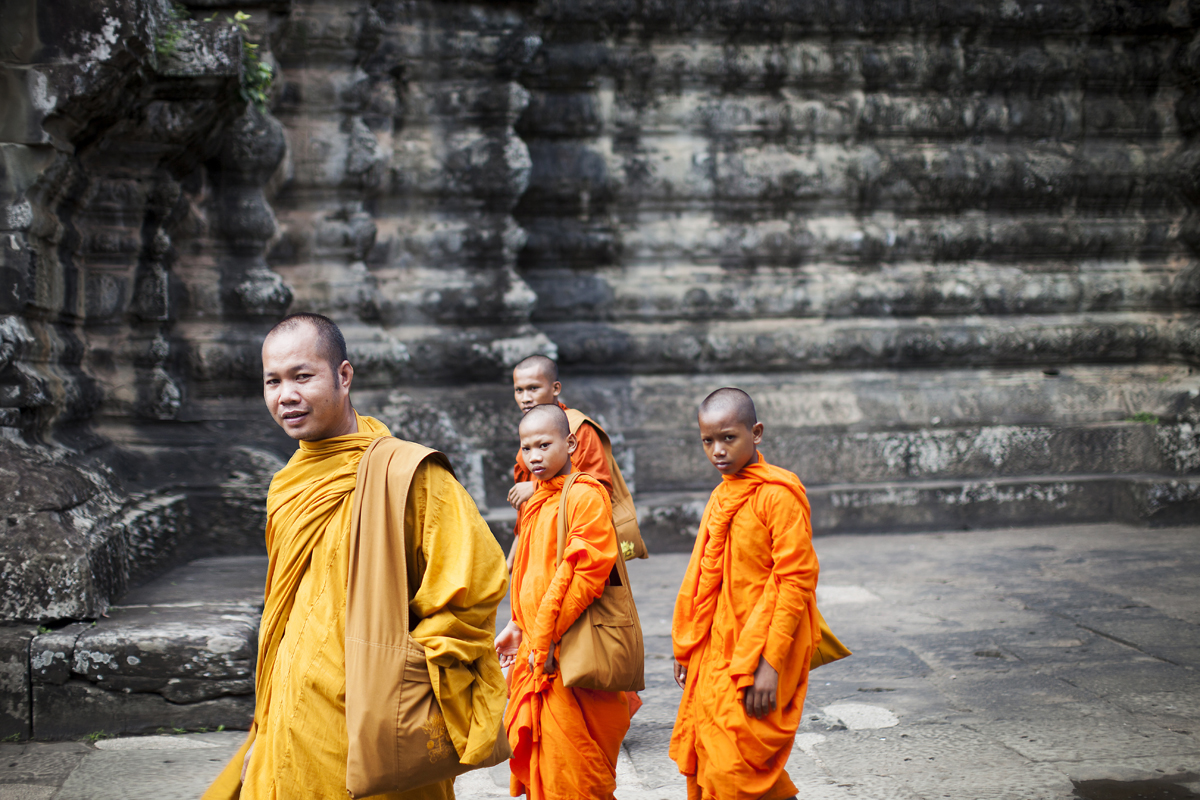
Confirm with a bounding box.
[19,556,266,741]
[634,474,1200,551]
[545,312,1200,374]
[0,438,194,624]
[523,259,1190,322]
[632,419,1200,491]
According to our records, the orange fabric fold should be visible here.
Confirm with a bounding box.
[514,402,613,496]
[670,452,821,800]
[504,473,630,800]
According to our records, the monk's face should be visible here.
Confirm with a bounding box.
[519,418,577,481]
[698,409,764,476]
[262,324,356,441]
[513,365,561,414]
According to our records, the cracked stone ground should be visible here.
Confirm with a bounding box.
[2,523,1198,799]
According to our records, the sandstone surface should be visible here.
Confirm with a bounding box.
[0,0,1195,654]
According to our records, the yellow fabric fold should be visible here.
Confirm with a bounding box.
[204,412,507,800]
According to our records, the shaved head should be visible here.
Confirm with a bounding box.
[519,403,570,438]
[698,387,757,429]
[266,313,348,372]
[514,354,558,383]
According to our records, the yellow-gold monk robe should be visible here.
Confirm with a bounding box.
[670,452,821,800]
[505,473,630,800]
[204,413,508,800]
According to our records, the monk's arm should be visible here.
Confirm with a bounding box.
[405,460,510,762]
[407,461,508,656]
[757,485,819,672]
[529,482,618,656]
[572,423,614,497]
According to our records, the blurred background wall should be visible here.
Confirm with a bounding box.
[1,0,1198,624]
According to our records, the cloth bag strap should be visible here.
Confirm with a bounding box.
[348,436,419,644]
[555,472,584,567]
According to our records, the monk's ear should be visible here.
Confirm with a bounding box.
[751,421,764,445]
[551,380,562,398]
[337,360,354,392]
[566,432,577,454]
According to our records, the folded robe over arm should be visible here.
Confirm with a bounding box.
[203,414,508,800]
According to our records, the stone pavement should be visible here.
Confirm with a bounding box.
[2,523,1198,799]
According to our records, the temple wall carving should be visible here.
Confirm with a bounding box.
[0,0,1197,623]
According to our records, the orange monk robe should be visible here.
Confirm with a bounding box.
[505,473,630,800]
[512,404,642,718]
[513,402,613,496]
[670,452,820,800]
[204,413,508,800]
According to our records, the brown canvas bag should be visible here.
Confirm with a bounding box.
[564,409,649,560]
[810,608,852,670]
[345,437,511,798]
[553,472,646,693]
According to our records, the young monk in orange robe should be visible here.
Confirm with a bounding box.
[506,354,644,716]
[671,388,821,800]
[507,354,612,516]
[496,404,631,800]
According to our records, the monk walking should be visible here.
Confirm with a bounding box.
[506,355,646,567]
[671,388,821,800]
[496,404,631,799]
[204,313,509,800]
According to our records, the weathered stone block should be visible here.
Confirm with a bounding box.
[152,21,241,80]
[28,556,265,739]
[33,681,254,739]
[29,623,90,686]
[0,625,35,740]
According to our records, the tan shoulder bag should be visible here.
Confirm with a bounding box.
[345,437,511,798]
[810,608,852,670]
[564,409,649,560]
[554,473,646,693]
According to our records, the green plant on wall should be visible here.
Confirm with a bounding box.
[157,4,274,112]
[154,1,189,60]
[1126,411,1159,425]
[224,10,274,111]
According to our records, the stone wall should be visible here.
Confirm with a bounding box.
[0,0,1197,624]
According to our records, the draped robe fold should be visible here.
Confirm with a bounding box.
[504,473,630,800]
[203,413,508,800]
[670,452,820,800]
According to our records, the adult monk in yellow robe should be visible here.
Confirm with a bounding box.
[671,388,821,800]
[204,312,508,800]
[495,404,631,799]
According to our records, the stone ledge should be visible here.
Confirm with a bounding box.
[635,474,1200,550]
[27,557,265,740]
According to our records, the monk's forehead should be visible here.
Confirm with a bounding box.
[698,405,754,431]
[519,417,566,438]
[513,363,554,383]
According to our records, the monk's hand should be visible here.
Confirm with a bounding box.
[241,741,254,783]
[673,659,687,690]
[495,621,522,668]
[543,645,557,675]
[743,656,779,719]
[507,481,536,511]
